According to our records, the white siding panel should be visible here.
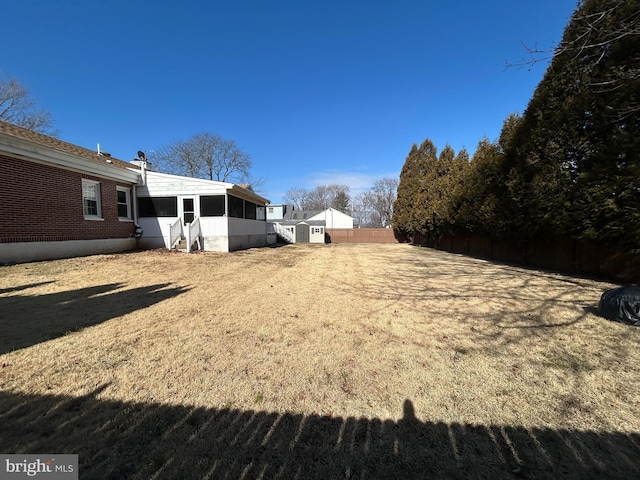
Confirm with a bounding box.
[200,217,229,252]
[308,208,354,229]
[200,217,229,236]
[228,217,267,251]
[141,171,231,196]
[228,217,267,236]
[138,216,179,248]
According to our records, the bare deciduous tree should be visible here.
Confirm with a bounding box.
[370,177,398,227]
[352,191,375,227]
[352,178,398,227]
[155,132,253,184]
[282,188,308,210]
[283,185,350,212]
[0,73,55,134]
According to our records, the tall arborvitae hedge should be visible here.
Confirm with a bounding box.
[393,0,640,252]
[502,0,640,248]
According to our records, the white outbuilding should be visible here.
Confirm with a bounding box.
[270,207,354,244]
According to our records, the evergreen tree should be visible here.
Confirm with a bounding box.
[393,141,439,241]
[411,139,441,238]
[425,144,456,237]
[394,141,469,240]
[505,0,640,248]
[454,138,506,236]
[393,144,419,241]
[447,148,471,233]
[331,190,351,214]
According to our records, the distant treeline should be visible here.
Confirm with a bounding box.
[393,0,640,255]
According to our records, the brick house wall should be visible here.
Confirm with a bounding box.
[0,155,137,243]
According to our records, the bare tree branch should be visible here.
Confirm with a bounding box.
[155,132,253,184]
[283,185,350,211]
[0,73,56,134]
[506,1,640,80]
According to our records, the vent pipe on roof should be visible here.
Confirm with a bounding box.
[96,144,111,157]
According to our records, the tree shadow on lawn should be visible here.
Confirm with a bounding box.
[334,248,614,339]
[0,282,189,354]
[0,387,638,479]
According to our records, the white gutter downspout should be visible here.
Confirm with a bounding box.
[132,162,146,241]
[140,160,147,186]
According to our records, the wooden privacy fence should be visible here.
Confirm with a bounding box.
[324,228,637,282]
[326,228,398,244]
[413,233,640,283]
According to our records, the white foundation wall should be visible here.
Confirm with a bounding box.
[0,238,138,264]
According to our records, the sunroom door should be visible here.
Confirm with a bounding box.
[182,197,195,225]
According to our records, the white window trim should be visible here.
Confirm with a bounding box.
[117,186,133,221]
[82,179,103,221]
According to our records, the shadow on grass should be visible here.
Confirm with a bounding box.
[0,387,638,479]
[0,281,55,295]
[0,282,189,354]
[331,246,616,347]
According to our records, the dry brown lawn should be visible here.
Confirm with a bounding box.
[1,243,639,479]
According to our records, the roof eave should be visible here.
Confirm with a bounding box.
[0,132,141,183]
[229,184,270,205]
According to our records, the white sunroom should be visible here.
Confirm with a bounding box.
[136,170,270,252]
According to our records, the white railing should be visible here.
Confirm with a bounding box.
[186,216,202,253]
[168,218,183,249]
[273,222,295,243]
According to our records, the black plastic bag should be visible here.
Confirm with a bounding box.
[598,286,640,326]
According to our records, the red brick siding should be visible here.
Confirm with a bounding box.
[0,155,136,243]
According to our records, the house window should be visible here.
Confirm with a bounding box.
[200,195,225,216]
[117,187,132,220]
[313,227,323,234]
[82,179,102,219]
[268,207,274,213]
[228,195,244,218]
[138,197,178,217]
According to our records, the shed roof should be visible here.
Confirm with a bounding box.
[283,210,323,221]
[278,219,326,226]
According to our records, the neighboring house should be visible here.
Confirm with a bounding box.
[137,170,269,252]
[0,121,141,263]
[272,208,354,244]
[266,203,292,221]
[0,121,270,263]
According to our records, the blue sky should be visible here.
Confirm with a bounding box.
[2,1,577,203]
